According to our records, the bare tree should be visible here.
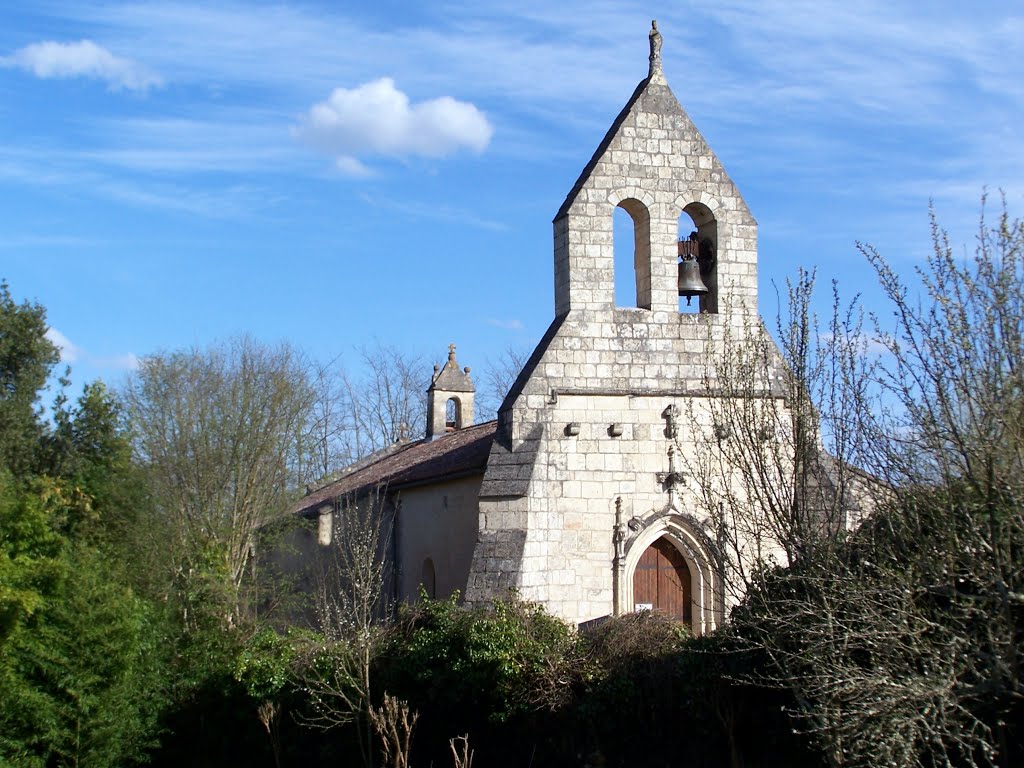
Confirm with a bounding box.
[301,354,355,483]
[288,343,433,494]
[369,694,419,768]
[300,488,394,768]
[689,199,1024,767]
[123,335,316,627]
[340,343,427,458]
[449,734,474,768]
[301,341,513,479]
[853,197,1024,766]
[685,269,874,600]
[862,197,1023,494]
[477,344,531,422]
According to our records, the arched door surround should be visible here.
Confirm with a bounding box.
[618,512,724,635]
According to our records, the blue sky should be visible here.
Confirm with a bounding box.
[1,1,1021,395]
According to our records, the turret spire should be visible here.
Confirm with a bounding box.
[426,343,475,439]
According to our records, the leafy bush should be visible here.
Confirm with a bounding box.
[374,592,579,765]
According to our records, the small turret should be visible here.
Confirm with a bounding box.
[426,344,475,440]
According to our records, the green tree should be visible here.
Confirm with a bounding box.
[123,335,317,629]
[0,476,165,767]
[0,281,169,767]
[0,280,60,479]
[0,472,64,649]
[372,593,578,765]
[43,380,148,545]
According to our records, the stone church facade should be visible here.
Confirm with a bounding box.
[293,23,794,633]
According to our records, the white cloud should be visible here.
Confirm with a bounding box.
[335,155,373,178]
[45,328,138,371]
[0,40,162,91]
[81,115,302,174]
[294,78,493,172]
[46,328,80,363]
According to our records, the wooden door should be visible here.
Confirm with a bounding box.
[633,537,691,623]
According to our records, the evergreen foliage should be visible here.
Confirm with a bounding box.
[0,281,60,479]
[0,282,168,767]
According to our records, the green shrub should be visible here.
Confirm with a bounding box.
[375,592,579,765]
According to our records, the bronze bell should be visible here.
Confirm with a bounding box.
[677,258,709,305]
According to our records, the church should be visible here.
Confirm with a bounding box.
[292,22,799,633]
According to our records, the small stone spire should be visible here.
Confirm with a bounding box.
[426,343,475,439]
[648,20,664,82]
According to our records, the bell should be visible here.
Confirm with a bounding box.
[677,258,709,305]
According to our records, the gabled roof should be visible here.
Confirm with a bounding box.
[554,23,753,227]
[291,420,497,516]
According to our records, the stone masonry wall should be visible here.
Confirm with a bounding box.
[467,61,789,627]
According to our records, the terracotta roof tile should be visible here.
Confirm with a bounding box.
[291,420,496,515]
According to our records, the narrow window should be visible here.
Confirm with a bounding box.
[614,199,652,309]
[445,397,460,431]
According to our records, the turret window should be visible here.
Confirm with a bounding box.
[446,397,461,431]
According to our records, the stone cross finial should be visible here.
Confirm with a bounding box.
[648,20,663,79]
[448,343,457,362]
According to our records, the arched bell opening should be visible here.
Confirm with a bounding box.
[677,203,718,314]
[445,396,462,431]
[613,198,652,310]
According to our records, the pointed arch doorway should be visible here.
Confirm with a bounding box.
[632,536,692,623]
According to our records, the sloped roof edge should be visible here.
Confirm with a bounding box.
[291,420,497,516]
[554,76,650,221]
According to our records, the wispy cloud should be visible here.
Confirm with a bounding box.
[358,192,507,231]
[46,327,138,371]
[55,1,633,104]
[487,318,524,331]
[0,39,162,91]
[0,234,101,249]
[294,78,493,175]
[4,2,1021,243]
[35,2,1024,127]
[99,180,278,219]
[81,115,303,174]
[0,147,278,218]
[93,352,141,371]
[334,156,373,178]
[46,328,81,363]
